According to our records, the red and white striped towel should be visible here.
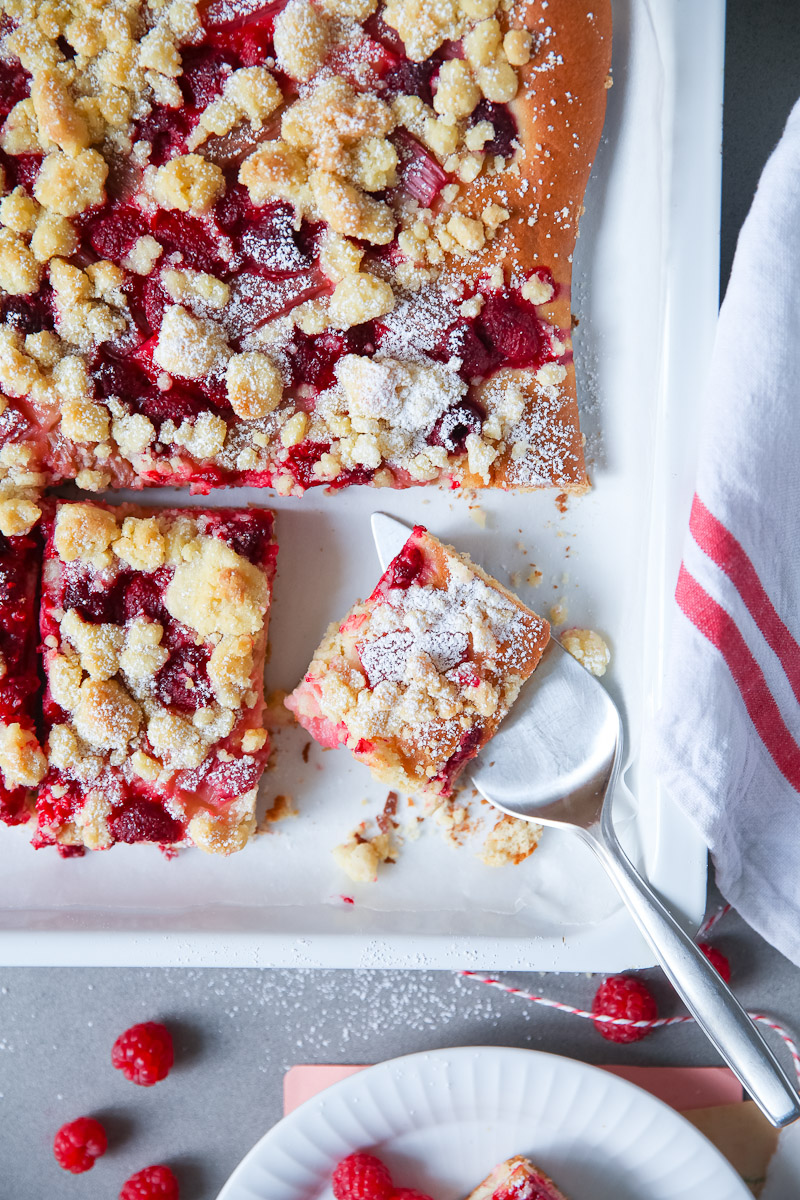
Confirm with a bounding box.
[656,98,800,964]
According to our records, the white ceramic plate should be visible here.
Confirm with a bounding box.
[218,1047,749,1200]
[0,0,723,969]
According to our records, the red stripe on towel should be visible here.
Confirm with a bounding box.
[676,564,800,792]
[690,495,800,702]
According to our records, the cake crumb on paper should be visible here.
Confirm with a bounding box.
[433,801,469,837]
[481,813,542,867]
[261,794,298,827]
[333,827,393,883]
[264,690,295,728]
[561,628,611,676]
[549,598,568,626]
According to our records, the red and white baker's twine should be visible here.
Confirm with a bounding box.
[457,905,800,1086]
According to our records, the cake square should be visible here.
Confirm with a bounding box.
[467,1156,569,1200]
[0,0,610,495]
[0,501,46,826]
[286,524,549,797]
[33,500,277,854]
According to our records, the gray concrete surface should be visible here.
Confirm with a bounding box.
[3,2,800,1196]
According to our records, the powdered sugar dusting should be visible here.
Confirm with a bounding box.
[372,567,538,674]
[358,629,469,686]
[377,284,462,363]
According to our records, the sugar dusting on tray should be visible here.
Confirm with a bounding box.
[139,968,516,1055]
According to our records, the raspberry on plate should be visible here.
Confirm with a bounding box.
[0,510,46,827]
[120,1163,180,1200]
[0,0,610,497]
[392,1190,436,1200]
[53,1115,107,1174]
[287,525,549,799]
[332,1152,394,1200]
[112,1021,174,1086]
[698,942,732,983]
[591,975,658,1043]
[32,501,277,856]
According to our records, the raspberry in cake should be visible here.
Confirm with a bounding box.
[466,1155,570,1200]
[0,0,610,495]
[0,498,46,826]
[33,500,276,854]
[286,525,549,797]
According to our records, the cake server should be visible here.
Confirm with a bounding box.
[372,513,800,1128]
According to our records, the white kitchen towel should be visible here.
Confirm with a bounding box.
[656,97,800,964]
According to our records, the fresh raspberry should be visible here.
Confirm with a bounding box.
[111,1021,174,1086]
[119,1164,179,1200]
[698,942,732,983]
[591,975,658,1043]
[392,1190,435,1200]
[332,1152,394,1200]
[53,1116,107,1173]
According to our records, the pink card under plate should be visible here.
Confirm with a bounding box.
[283,1061,743,1115]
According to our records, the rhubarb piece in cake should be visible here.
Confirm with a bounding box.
[0,0,610,495]
[286,525,549,797]
[466,1156,570,1200]
[0,496,46,825]
[34,501,276,854]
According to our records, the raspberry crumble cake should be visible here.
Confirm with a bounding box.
[0,0,611,495]
[466,1155,569,1200]
[0,504,46,825]
[286,524,549,796]
[33,500,276,853]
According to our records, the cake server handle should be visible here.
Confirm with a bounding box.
[573,808,800,1129]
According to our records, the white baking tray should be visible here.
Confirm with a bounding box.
[0,0,724,970]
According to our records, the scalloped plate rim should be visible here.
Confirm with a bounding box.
[217,1046,751,1200]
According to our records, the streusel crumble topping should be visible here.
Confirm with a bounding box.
[0,0,611,494]
[33,500,276,853]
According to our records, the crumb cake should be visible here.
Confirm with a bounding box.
[286,524,549,796]
[33,499,276,853]
[467,1156,569,1200]
[0,503,46,825]
[0,0,610,495]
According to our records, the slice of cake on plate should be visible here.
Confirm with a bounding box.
[286,524,549,797]
[466,1155,569,1200]
[0,0,610,494]
[0,498,46,826]
[33,501,276,854]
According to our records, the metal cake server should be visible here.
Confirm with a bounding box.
[371,512,800,1128]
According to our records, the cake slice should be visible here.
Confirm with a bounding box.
[467,1155,569,1200]
[0,499,46,825]
[286,525,548,797]
[33,501,276,854]
[0,0,610,495]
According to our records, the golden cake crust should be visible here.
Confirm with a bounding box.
[446,0,612,489]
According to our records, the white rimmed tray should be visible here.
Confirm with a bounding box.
[0,0,724,970]
[218,1046,750,1200]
